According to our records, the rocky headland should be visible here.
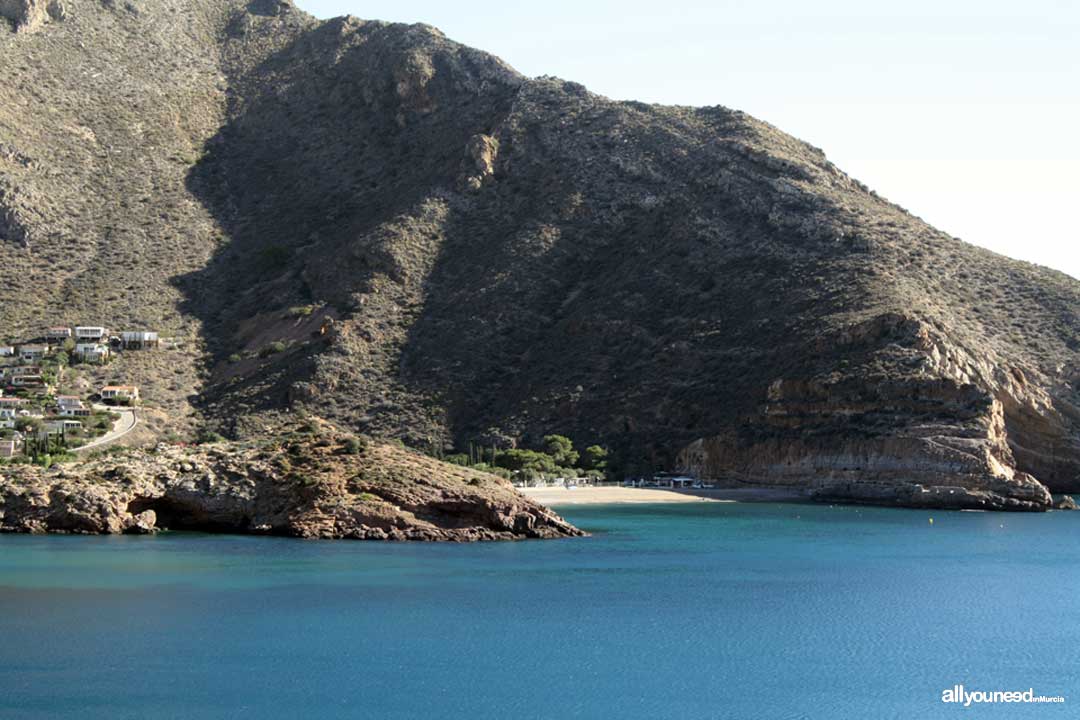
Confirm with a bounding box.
[0,423,584,540]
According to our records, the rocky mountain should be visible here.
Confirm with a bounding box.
[2,0,1078,512]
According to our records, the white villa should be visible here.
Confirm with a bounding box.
[55,396,92,416]
[45,419,83,434]
[120,331,160,349]
[0,438,22,458]
[18,344,48,363]
[101,385,139,403]
[0,346,13,357]
[1,398,33,429]
[45,327,73,343]
[75,326,108,341]
[3,365,41,379]
[75,343,111,364]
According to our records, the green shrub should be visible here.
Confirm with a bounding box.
[195,428,226,444]
[341,437,367,455]
[286,305,316,318]
[259,341,288,357]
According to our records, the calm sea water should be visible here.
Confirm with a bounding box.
[1,502,1077,719]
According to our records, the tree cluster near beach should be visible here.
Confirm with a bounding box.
[443,435,610,483]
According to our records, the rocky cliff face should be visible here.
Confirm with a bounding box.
[0,425,583,540]
[0,0,1077,514]
[677,313,1076,510]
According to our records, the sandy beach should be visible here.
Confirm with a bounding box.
[520,486,809,506]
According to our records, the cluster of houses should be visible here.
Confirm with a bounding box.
[0,324,151,459]
[0,326,160,370]
[0,386,140,459]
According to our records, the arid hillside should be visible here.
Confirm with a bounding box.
[2,0,1077,510]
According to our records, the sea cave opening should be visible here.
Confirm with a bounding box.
[127,496,248,533]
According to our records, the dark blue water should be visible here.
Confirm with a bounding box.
[1,502,1077,719]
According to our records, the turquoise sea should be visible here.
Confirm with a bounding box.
[1,501,1077,719]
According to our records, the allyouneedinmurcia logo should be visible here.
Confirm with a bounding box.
[942,685,1065,706]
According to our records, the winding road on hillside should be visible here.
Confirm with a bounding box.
[73,407,138,453]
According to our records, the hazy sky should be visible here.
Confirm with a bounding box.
[296,0,1079,279]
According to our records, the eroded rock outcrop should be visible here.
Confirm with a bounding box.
[677,313,1074,511]
[461,133,499,190]
[0,427,584,540]
[0,184,33,247]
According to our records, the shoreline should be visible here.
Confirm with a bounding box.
[519,486,810,506]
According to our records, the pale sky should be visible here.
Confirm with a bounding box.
[296,0,1079,280]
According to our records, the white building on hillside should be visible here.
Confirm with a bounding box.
[45,420,83,434]
[75,343,111,364]
[120,331,160,349]
[75,326,107,341]
[101,385,139,403]
[18,344,48,363]
[45,327,73,343]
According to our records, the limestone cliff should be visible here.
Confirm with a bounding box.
[676,313,1076,510]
